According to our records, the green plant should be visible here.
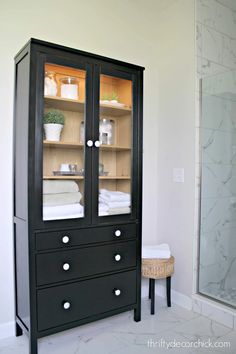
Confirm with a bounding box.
[102,93,110,101]
[43,110,65,125]
[110,92,118,101]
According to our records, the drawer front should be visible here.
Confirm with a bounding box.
[36,224,137,251]
[36,241,136,286]
[37,270,137,331]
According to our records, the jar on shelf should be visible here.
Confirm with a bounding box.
[60,76,79,100]
[44,71,57,97]
[80,121,85,144]
[99,118,114,145]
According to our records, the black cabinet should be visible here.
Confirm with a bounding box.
[14,38,143,354]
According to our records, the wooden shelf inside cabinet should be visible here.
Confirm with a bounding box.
[43,140,83,149]
[100,103,132,117]
[43,176,84,180]
[43,175,130,180]
[99,176,131,180]
[44,96,85,113]
[43,140,131,151]
[100,145,131,151]
[44,96,132,116]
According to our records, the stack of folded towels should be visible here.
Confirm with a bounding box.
[142,244,171,259]
[43,180,83,220]
[99,189,130,215]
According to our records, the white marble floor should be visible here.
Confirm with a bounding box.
[1,297,235,354]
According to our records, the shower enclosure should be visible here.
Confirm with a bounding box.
[198,70,236,307]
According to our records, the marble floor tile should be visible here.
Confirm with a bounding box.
[0,334,28,354]
[0,297,235,354]
[216,330,236,354]
[172,315,232,341]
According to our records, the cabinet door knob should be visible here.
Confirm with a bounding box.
[63,263,70,271]
[114,230,121,237]
[63,301,71,310]
[94,140,100,147]
[62,235,70,244]
[114,289,121,296]
[87,140,93,147]
[114,254,121,262]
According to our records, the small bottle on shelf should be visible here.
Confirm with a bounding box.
[80,121,85,144]
[44,71,57,97]
[99,118,114,145]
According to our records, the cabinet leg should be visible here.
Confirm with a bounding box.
[29,335,38,354]
[150,279,155,315]
[134,306,141,322]
[166,276,171,307]
[15,322,23,337]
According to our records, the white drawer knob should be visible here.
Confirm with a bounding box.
[87,140,93,147]
[114,254,121,262]
[62,236,70,244]
[63,301,71,310]
[94,140,100,147]
[63,263,70,271]
[114,289,121,296]
[114,230,121,237]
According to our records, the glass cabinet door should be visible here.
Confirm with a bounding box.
[42,63,87,221]
[97,73,133,217]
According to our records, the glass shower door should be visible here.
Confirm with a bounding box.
[199,70,236,307]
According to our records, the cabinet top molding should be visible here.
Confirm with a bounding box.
[15,38,145,71]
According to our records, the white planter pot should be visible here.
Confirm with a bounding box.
[44,124,63,141]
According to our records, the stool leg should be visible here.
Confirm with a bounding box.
[150,279,155,315]
[148,278,151,299]
[166,276,171,307]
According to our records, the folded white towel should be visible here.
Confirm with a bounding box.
[43,203,83,220]
[43,192,82,206]
[99,189,130,202]
[99,203,109,212]
[99,198,130,209]
[43,180,79,194]
[100,194,130,203]
[109,207,130,215]
[99,211,109,216]
[44,212,84,220]
[142,244,171,259]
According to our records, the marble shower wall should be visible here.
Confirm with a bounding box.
[196,0,236,307]
[197,0,236,77]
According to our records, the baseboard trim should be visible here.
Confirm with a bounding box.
[0,321,15,340]
[192,293,236,329]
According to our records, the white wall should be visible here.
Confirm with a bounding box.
[0,0,196,335]
[154,0,196,297]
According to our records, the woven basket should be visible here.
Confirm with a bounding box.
[142,256,175,279]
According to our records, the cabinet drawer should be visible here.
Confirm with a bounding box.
[36,240,136,286]
[37,270,136,331]
[35,224,137,251]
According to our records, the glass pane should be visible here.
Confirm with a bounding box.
[199,70,236,307]
[42,63,86,220]
[98,74,132,216]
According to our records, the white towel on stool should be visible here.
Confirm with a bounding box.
[142,244,171,259]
